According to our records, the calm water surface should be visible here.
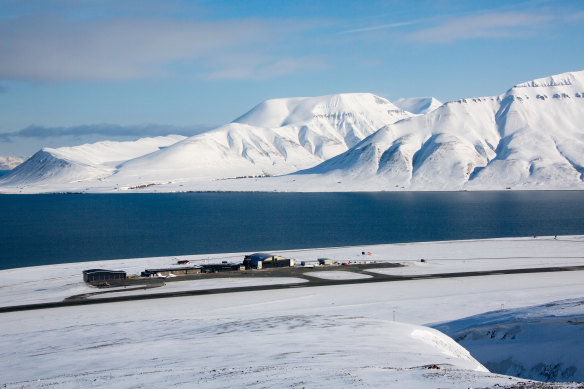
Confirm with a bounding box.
[1,191,583,270]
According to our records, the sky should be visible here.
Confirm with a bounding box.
[0,0,583,156]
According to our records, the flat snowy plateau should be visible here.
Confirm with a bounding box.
[2,70,584,193]
[1,236,584,388]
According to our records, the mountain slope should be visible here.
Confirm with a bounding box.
[112,123,324,181]
[468,72,584,189]
[99,93,413,184]
[0,93,411,192]
[1,71,584,193]
[294,70,584,191]
[0,135,185,187]
[233,93,410,149]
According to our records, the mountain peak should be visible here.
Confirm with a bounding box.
[393,97,443,115]
[233,93,405,128]
[512,70,584,89]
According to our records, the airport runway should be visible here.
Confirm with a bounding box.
[2,264,584,313]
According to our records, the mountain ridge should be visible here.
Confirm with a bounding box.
[1,71,583,193]
[290,70,584,191]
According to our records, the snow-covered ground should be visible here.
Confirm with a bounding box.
[303,270,373,280]
[1,236,584,387]
[84,277,308,300]
[2,235,582,307]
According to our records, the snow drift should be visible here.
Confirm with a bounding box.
[434,298,584,382]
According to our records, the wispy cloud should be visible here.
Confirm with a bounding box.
[564,10,584,23]
[203,55,327,80]
[407,12,551,43]
[0,123,213,142]
[341,20,419,34]
[0,16,321,82]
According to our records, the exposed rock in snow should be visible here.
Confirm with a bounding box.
[467,71,584,190]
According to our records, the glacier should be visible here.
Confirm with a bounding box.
[1,71,583,193]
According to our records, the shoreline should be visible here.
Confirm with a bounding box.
[1,235,583,308]
[3,187,584,195]
[1,234,580,272]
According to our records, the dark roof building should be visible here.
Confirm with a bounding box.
[243,253,291,269]
[82,269,126,282]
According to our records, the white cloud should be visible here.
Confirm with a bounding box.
[407,12,551,43]
[0,16,320,82]
[0,123,212,142]
[341,20,419,34]
[203,54,327,81]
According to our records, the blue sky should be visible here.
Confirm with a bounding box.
[0,0,583,156]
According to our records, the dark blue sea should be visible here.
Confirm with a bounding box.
[1,191,583,270]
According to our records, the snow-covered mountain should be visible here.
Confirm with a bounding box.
[0,135,185,187]
[0,93,411,192]
[1,70,583,193]
[394,97,442,115]
[109,93,411,182]
[293,70,584,191]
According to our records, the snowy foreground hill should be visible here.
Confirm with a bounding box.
[1,236,584,388]
[1,70,584,193]
[436,298,584,382]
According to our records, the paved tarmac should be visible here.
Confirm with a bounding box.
[2,264,584,313]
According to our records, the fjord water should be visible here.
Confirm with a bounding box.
[1,191,583,270]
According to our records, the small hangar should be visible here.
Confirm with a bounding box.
[140,263,243,278]
[243,253,293,269]
[141,267,202,277]
[82,269,126,282]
